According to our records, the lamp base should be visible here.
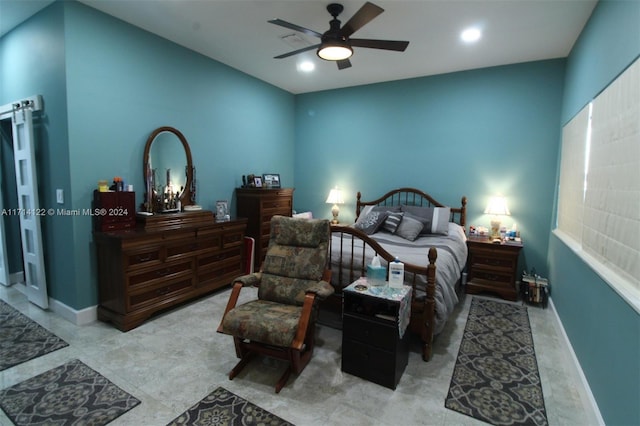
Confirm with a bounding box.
[331,204,340,224]
[490,219,501,239]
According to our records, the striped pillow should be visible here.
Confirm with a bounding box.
[382,212,404,234]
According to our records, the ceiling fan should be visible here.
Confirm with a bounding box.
[269,2,409,70]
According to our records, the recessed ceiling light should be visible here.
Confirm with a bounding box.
[461,27,482,43]
[298,61,315,72]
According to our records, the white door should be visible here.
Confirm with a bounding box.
[4,99,48,308]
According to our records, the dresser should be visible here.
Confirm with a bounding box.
[342,281,411,390]
[94,211,246,331]
[236,187,294,269]
[465,236,523,301]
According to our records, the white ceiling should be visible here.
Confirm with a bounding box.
[1,0,597,94]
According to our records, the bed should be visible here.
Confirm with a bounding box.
[329,188,468,361]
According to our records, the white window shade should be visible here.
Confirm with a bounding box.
[584,58,640,290]
[557,105,589,244]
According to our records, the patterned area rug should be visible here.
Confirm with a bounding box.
[0,359,141,425]
[0,299,68,371]
[445,298,548,426]
[167,387,294,426]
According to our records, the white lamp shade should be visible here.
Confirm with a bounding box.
[484,196,510,216]
[326,187,344,204]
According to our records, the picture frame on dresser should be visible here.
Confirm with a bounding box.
[215,200,228,221]
[262,173,281,188]
[254,176,262,188]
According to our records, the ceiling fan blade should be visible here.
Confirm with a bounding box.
[337,59,352,70]
[340,2,384,38]
[274,44,321,59]
[268,19,322,39]
[350,38,409,52]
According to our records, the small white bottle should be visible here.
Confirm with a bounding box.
[388,257,404,288]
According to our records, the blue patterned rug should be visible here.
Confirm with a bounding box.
[0,359,141,425]
[0,299,68,371]
[167,387,293,426]
[445,298,548,425]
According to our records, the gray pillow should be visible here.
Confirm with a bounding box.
[395,215,424,241]
[355,205,401,226]
[354,210,388,235]
[401,205,450,235]
[382,211,404,234]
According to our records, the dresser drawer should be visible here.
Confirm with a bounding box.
[197,258,243,289]
[128,277,193,311]
[470,268,514,284]
[166,239,200,260]
[222,229,244,249]
[343,314,397,350]
[127,259,193,289]
[124,247,162,270]
[471,253,516,269]
[197,249,241,269]
[261,197,292,211]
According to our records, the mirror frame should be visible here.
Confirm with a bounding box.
[143,126,194,212]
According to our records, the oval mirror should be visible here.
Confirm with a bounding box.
[142,126,194,213]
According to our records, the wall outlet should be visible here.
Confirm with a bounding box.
[56,189,64,204]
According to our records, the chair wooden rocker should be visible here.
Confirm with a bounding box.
[217,215,333,393]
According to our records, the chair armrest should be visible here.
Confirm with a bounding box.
[233,272,262,287]
[305,280,334,300]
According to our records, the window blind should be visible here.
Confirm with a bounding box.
[557,57,640,301]
[557,105,589,244]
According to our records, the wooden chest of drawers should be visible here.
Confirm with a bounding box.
[236,188,294,269]
[92,190,136,232]
[465,236,523,301]
[94,215,246,331]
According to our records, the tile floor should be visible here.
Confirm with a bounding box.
[0,284,601,425]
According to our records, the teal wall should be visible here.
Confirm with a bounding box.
[551,0,640,424]
[0,3,73,296]
[295,60,566,278]
[0,1,295,308]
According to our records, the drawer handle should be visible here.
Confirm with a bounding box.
[157,287,171,296]
[137,254,153,262]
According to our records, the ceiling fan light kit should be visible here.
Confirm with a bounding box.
[270,1,409,70]
[317,43,353,61]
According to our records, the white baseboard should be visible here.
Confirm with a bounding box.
[548,298,605,425]
[48,297,97,326]
[11,281,97,326]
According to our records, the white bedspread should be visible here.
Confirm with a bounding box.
[331,222,468,335]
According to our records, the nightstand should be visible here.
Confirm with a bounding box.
[341,279,411,390]
[465,236,523,301]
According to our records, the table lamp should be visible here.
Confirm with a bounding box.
[326,186,344,224]
[484,196,510,239]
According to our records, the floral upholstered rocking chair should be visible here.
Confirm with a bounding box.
[217,215,333,393]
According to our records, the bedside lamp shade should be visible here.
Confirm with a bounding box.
[484,196,510,239]
[326,187,344,224]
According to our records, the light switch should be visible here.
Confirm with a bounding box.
[56,189,64,204]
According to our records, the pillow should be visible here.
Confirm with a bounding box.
[354,205,400,226]
[401,205,450,235]
[354,210,388,235]
[395,215,424,241]
[382,211,404,234]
